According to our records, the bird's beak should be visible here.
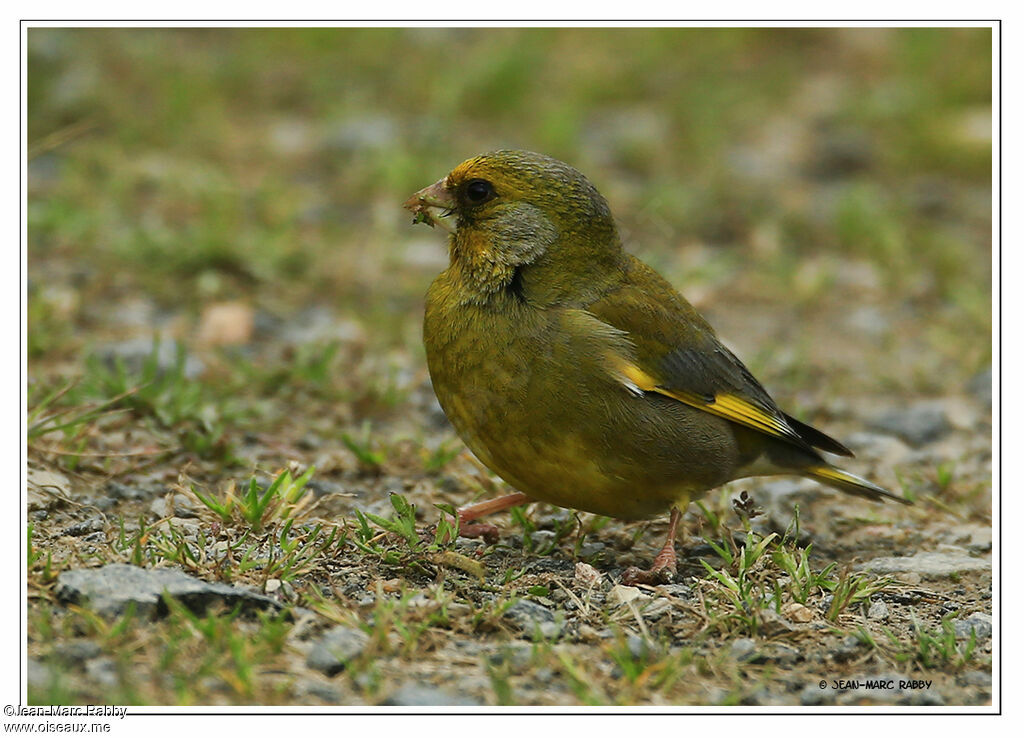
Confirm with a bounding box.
[404,177,457,234]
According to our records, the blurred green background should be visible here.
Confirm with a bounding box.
[28,26,992,398]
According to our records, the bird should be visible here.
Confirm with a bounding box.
[404,150,908,584]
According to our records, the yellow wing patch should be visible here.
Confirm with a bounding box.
[700,392,796,438]
[615,360,798,443]
[619,362,658,393]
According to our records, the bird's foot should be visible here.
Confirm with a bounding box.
[621,556,676,586]
[454,522,500,544]
[620,509,680,585]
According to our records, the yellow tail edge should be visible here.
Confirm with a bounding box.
[807,465,911,505]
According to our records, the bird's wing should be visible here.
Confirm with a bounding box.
[580,255,852,457]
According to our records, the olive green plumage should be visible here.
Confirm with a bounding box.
[407,150,907,523]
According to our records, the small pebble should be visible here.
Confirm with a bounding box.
[782,602,814,623]
[627,633,657,660]
[53,639,101,664]
[578,541,606,558]
[953,612,992,640]
[105,481,152,500]
[529,530,557,549]
[503,600,562,640]
[729,638,757,662]
[85,657,118,688]
[767,644,800,665]
[305,626,370,676]
[573,561,601,588]
[607,585,647,607]
[62,517,105,537]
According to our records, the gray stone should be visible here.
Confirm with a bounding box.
[61,517,105,537]
[503,599,562,640]
[626,633,659,660]
[867,599,889,621]
[85,658,118,688]
[832,634,866,661]
[578,541,606,558]
[56,563,284,618]
[529,530,558,550]
[869,402,952,446]
[381,683,483,707]
[729,638,757,662]
[857,550,989,578]
[765,644,800,665]
[953,612,992,640]
[53,639,101,664]
[305,626,369,676]
[105,481,155,500]
[759,608,802,636]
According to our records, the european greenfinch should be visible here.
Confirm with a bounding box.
[405,150,908,583]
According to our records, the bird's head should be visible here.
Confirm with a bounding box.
[404,150,623,304]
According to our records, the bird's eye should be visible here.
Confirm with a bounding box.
[464,178,496,204]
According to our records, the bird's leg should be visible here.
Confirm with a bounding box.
[621,507,682,585]
[453,492,531,543]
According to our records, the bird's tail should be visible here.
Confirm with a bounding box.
[805,465,911,505]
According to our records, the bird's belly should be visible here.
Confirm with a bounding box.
[426,309,742,519]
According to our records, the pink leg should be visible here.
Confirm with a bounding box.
[458,492,531,523]
[453,492,531,543]
[622,507,681,585]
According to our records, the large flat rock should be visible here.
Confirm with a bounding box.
[56,563,284,618]
[857,550,990,578]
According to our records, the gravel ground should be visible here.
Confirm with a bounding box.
[25,27,993,708]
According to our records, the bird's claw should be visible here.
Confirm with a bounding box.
[621,564,676,586]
